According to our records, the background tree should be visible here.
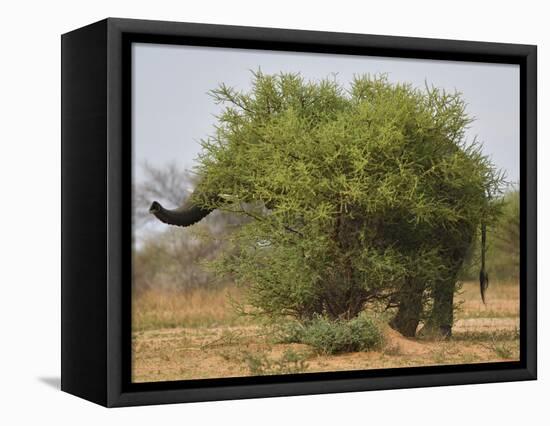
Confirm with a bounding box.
[132,163,247,294]
[460,187,519,283]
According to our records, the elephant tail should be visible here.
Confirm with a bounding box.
[479,269,489,304]
[479,223,489,304]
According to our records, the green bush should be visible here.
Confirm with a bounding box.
[280,314,384,355]
[200,72,502,332]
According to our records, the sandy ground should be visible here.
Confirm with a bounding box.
[132,281,520,382]
[132,318,519,382]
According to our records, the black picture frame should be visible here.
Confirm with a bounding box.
[61,17,537,407]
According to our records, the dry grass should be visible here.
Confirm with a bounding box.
[132,286,246,331]
[132,280,520,382]
[456,280,519,320]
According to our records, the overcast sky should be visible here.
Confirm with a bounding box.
[132,43,519,187]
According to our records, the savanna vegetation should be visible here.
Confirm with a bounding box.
[132,73,520,382]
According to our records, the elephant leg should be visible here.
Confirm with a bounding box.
[420,279,454,338]
[420,238,471,338]
[390,278,424,337]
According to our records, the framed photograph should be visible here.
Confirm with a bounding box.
[61,18,537,407]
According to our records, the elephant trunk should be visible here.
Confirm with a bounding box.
[149,199,214,227]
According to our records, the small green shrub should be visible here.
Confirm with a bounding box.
[493,343,514,359]
[284,314,385,355]
[272,321,307,344]
[242,349,309,375]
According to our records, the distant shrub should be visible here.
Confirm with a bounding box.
[277,314,384,355]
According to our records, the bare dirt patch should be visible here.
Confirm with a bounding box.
[132,281,520,383]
